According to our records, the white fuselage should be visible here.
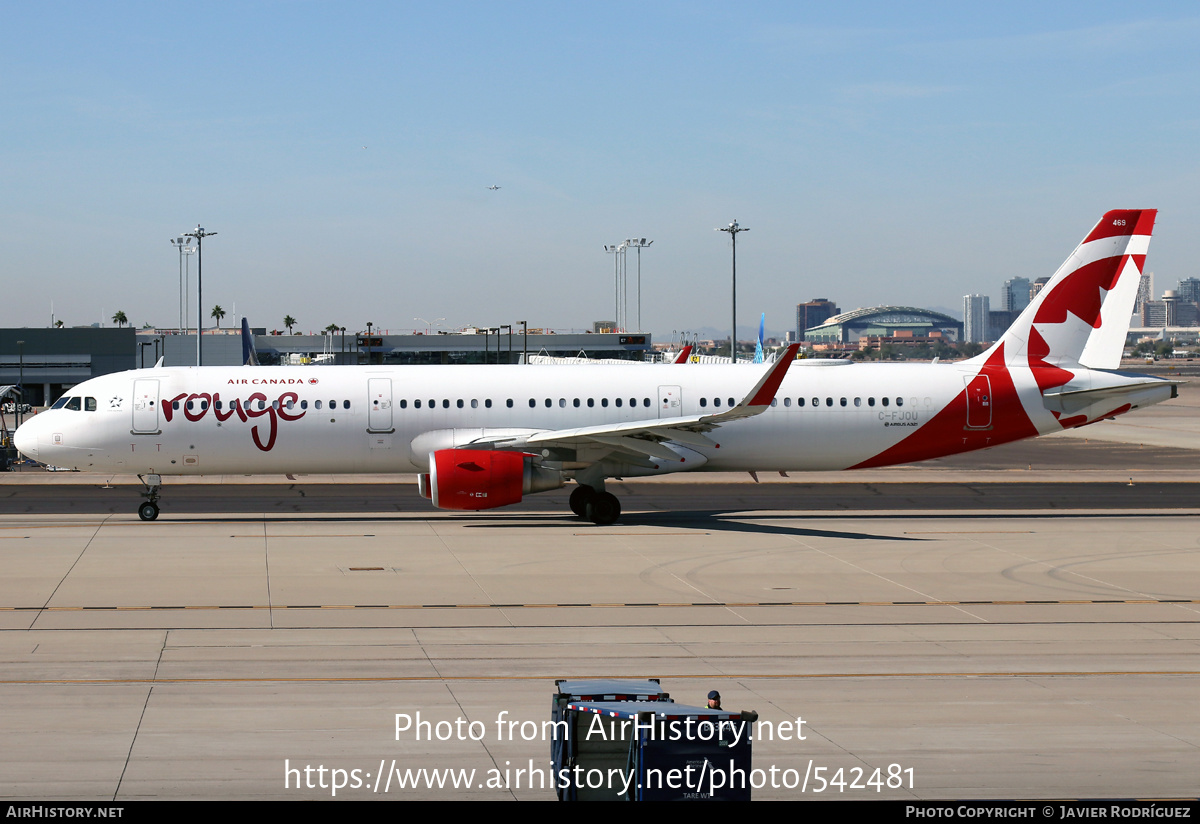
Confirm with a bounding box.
[15,357,1159,479]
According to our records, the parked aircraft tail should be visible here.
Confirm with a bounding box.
[982,209,1155,371]
[241,318,259,366]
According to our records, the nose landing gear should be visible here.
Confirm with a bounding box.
[137,474,161,521]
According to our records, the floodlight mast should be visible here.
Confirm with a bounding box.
[182,226,217,365]
[626,237,652,332]
[716,220,748,363]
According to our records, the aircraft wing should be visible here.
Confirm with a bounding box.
[501,344,800,459]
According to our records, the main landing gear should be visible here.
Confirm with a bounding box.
[137,474,161,521]
[569,484,621,526]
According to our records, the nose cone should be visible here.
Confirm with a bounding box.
[13,421,38,459]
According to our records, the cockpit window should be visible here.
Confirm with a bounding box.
[50,397,69,410]
[85,397,97,411]
[64,397,81,411]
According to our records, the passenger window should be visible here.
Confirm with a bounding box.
[303,400,310,409]
[897,397,904,407]
[630,398,637,408]
[643,398,650,407]
[882,397,889,407]
[868,397,875,407]
[529,398,536,408]
[440,399,448,409]
[615,398,623,407]
[544,398,551,408]
[456,399,464,408]
[272,400,279,410]
[316,400,324,410]
[825,398,833,407]
[573,398,580,408]
[771,398,777,407]
[840,398,847,407]
[202,400,209,410]
[714,397,721,407]
[811,397,818,407]
[559,398,566,408]
[700,398,707,408]
[505,399,512,408]
[783,397,791,407]
[854,398,861,407]
[471,399,478,409]
[186,400,194,411]
[798,397,805,407]
[587,398,594,408]
[601,398,608,407]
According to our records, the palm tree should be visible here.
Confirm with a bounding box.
[324,323,340,334]
[284,315,297,334]
[111,310,128,328]
[211,305,226,329]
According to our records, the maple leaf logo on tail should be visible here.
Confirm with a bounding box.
[982,210,1156,390]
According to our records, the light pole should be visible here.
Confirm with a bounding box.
[604,243,627,330]
[626,238,652,332]
[520,320,527,364]
[182,225,217,366]
[16,340,24,428]
[170,237,196,336]
[717,220,748,363]
[415,317,445,335]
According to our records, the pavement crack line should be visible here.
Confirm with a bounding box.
[113,684,154,802]
[30,515,111,630]
[784,530,990,623]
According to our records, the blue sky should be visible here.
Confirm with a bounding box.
[3,2,1198,339]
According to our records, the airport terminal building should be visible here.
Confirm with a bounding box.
[0,328,135,407]
[0,327,652,407]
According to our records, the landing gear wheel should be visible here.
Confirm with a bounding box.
[138,502,160,522]
[586,492,621,525]
[569,485,597,517]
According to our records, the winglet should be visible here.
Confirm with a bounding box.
[673,345,693,364]
[241,318,259,366]
[744,343,800,408]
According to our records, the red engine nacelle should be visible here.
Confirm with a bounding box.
[426,449,563,511]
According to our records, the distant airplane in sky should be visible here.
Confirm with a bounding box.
[487,185,501,190]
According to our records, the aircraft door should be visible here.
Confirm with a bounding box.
[368,378,394,432]
[964,374,992,429]
[658,385,682,418]
[132,380,160,433]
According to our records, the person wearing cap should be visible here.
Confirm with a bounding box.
[706,690,721,710]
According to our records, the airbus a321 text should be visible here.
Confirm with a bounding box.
[14,210,1176,524]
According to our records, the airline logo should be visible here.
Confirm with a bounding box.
[162,391,304,451]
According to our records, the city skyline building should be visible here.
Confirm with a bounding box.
[796,299,839,342]
[964,294,990,343]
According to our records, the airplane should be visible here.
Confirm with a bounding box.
[12,210,1176,525]
[487,185,501,190]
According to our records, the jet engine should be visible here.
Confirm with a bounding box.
[426,449,564,511]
